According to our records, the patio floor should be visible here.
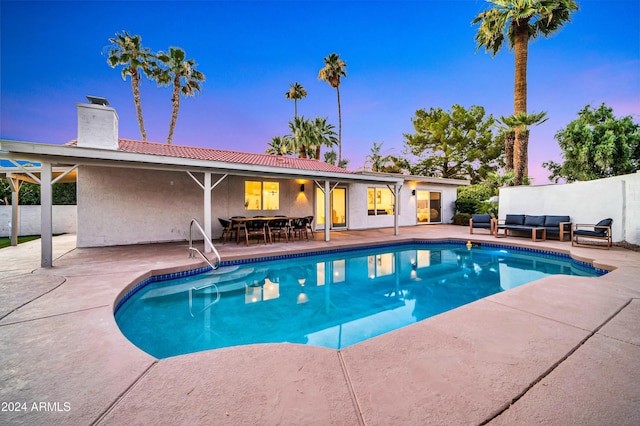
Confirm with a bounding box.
[1,225,639,425]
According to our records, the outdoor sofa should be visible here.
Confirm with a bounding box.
[494,214,572,242]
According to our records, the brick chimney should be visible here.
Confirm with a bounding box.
[77,96,118,150]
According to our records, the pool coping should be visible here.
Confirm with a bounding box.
[2,227,639,425]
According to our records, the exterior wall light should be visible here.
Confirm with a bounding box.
[300,184,305,192]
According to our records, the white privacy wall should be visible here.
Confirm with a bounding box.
[0,205,77,237]
[498,172,640,244]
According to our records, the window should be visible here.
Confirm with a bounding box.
[367,187,394,215]
[245,181,279,210]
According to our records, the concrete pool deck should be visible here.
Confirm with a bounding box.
[1,225,639,425]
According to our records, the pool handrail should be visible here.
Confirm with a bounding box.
[188,218,221,270]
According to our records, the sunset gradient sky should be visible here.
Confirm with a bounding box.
[1,0,638,184]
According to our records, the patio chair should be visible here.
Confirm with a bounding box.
[268,218,289,243]
[305,216,315,239]
[291,217,309,241]
[218,218,234,242]
[244,219,270,245]
[469,214,493,235]
[571,218,613,249]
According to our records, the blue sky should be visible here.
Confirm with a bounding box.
[1,0,639,184]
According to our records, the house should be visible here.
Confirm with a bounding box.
[0,98,469,266]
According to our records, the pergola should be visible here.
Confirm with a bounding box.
[1,139,404,268]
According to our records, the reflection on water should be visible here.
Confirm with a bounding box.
[115,244,599,358]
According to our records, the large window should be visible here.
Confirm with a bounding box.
[245,181,279,211]
[367,187,394,215]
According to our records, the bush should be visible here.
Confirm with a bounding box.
[452,213,471,226]
[454,199,479,214]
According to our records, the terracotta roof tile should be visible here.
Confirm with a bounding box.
[67,139,352,174]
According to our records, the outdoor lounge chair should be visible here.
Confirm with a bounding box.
[469,214,493,235]
[572,218,613,249]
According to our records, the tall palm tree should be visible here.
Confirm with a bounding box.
[284,82,307,119]
[155,47,205,144]
[287,116,314,158]
[318,53,347,164]
[473,0,578,174]
[265,136,293,156]
[106,31,155,140]
[500,111,548,185]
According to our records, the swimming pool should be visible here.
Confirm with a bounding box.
[115,242,605,358]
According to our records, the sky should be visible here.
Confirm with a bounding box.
[1,0,639,184]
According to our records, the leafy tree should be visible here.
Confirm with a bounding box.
[265,136,293,156]
[318,53,347,165]
[285,82,307,119]
[106,31,155,141]
[155,47,205,144]
[499,111,548,185]
[543,104,640,182]
[403,105,503,183]
[473,0,579,176]
[0,181,76,205]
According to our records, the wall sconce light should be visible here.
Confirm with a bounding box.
[300,184,305,192]
[411,189,416,196]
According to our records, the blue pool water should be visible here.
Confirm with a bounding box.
[115,242,604,358]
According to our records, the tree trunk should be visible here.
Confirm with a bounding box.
[513,19,529,177]
[514,129,529,186]
[336,86,342,165]
[294,100,298,119]
[131,71,147,141]
[167,77,181,144]
[505,131,515,171]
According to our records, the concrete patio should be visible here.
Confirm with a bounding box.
[1,225,639,425]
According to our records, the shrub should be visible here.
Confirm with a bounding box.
[452,213,472,226]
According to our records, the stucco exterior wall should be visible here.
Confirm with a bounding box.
[76,166,315,247]
[498,172,640,244]
[347,182,459,230]
[0,205,77,237]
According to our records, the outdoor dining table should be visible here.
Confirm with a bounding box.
[224,216,304,244]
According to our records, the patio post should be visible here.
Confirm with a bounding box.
[203,172,212,252]
[324,180,330,242]
[40,162,53,267]
[8,176,22,246]
[394,183,400,236]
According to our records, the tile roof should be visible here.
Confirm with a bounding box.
[67,138,353,174]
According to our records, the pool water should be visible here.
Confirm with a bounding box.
[115,243,602,358]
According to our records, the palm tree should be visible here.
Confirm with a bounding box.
[318,53,347,164]
[106,31,155,140]
[287,116,314,158]
[284,82,307,119]
[500,111,548,185]
[365,141,393,172]
[494,119,516,171]
[473,0,578,175]
[311,117,338,160]
[265,136,293,156]
[155,47,205,144]
[323,150,337,166]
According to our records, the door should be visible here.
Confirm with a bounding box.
[315,187,347,229]
[416,191,442,224]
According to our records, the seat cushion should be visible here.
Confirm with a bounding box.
[504,214,525,225]
[544,215,570,227]
[471,214,492,224]
[524,215,545,227]
[596,218,613,228]
[574,229,607,237]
